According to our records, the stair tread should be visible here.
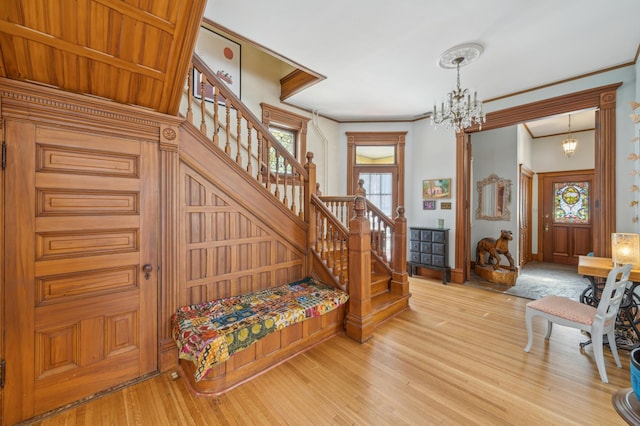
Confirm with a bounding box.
[371,292,410,325]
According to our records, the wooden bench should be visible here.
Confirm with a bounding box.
[172,277,349,395]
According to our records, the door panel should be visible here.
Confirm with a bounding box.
[540,170,594,266]
[4,123,158,424]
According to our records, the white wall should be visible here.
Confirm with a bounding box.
[237,37,342,195]
[470,126,518,266]
[530,130,595,172]
[236,30,638,272]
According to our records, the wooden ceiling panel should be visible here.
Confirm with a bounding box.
[0,0,206,114]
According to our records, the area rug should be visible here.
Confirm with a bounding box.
[504,261,589,301]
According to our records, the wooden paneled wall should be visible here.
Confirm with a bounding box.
[179,161,306,306]
[0,77,313,422]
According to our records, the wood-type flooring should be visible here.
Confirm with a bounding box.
[27,277,630,425]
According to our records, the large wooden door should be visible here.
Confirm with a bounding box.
[540,170,594,265]
[4,122,158,424]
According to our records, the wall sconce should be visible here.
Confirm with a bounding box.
[611,232,640,268]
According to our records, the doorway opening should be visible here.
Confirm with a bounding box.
[456,83,621,285]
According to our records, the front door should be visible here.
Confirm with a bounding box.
[540,170,594,265]
[4,122,158,424]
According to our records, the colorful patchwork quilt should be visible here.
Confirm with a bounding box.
[171,277,349,382]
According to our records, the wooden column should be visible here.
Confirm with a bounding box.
[304,152,317,276]
[391,206,409,296]
[345,197,374,343]
[159,124,180,371]
[596,89,617,257]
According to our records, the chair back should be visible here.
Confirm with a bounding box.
[594,263,632,327]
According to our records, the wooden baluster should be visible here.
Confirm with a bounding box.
[370,214,378,253]
[265,141,271,190]
[246,122,253,176]
[298,173,304,219]
[224,103,231,155]
[200,75,207,135]
[330,225,337,272]
[320,215,327,260]
[315,210,323,254]
[256,131,263,183]
[382,223,389,263]
[377,217,383,257]
[386,224,392,264]
[340,235,346,286]
[282,158,289,209]
[186,66,193,124]
[290,170,296,214]
[274,151,280,200]
[236,110,242,165]
[212,86,219,146]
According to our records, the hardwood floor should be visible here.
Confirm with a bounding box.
[27,277,629,425]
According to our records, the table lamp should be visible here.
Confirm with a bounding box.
[611,232,640,268]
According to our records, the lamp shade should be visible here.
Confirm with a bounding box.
[612,233,640,268]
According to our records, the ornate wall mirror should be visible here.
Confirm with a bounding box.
[475,174,511,220]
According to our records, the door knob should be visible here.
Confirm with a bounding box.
[544,223,549,231]
[143,264,153,280]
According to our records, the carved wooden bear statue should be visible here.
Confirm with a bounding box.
[476,229,516,271]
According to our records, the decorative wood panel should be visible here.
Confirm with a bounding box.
[0,0,207,114]
[35,324,79,379]
[37,189,139,216]
[180,163,305,306]
[36,229,138,259]
[37,145,139,177]
[106,311,138,355]
[36,266,138,305]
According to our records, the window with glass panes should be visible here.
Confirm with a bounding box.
[268,126,296,173]
[359,172,393,217]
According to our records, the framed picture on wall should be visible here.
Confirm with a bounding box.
[423,200,436,210]
[193,26,241,102]
[423,178,451,199]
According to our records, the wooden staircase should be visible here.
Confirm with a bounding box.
[371,264,410,326]
[320,214,410,328]
[184,53,410,342]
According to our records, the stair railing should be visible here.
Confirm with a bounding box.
[318,196,398,270]
[310,194,350,291]
[183,54,308,219]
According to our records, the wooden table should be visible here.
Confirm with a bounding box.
[578,256,640,350]
[578,256,640,282]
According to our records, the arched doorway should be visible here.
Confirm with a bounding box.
[454,83,621,282]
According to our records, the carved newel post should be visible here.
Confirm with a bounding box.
[345,196,375,343]
[391,206,409,296]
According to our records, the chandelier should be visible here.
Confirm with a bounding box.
[562,114,578,157]
[432,44,486,132]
